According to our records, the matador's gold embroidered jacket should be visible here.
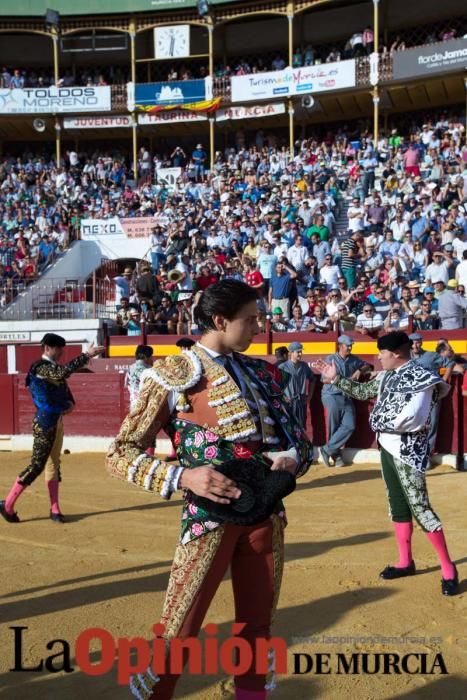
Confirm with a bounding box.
[106,346,313,543]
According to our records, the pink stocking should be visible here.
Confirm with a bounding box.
[393,521,413,568]
[5,478,26,514]
[47,480,61,515]
[235,690,266,700]
[426,530,455,580]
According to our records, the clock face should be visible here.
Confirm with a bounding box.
[154,25,190,59]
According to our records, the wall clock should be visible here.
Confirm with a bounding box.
[154,25,190,59]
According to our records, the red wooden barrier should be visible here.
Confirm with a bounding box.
[0,371,464,469]
[14,373,127,437]
[15,344,84,374]
[0,345,7,373]
[0,374,14,434]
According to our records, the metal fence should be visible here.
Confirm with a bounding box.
[0,277,116,321]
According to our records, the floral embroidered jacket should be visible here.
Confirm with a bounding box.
[106,346,313,543]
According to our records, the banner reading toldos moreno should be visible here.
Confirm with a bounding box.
[0,87,111,114]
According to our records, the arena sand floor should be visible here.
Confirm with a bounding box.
[0,452,466,700]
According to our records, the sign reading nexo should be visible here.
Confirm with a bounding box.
[231,61,355,102]
[80,217,160,239]
[0,86,111,114]
[393,38,467,80]
[80,218,123,238]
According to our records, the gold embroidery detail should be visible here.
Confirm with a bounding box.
[150,353,201,391]
[106,376,172,496]
[270,514,285,622]
[161,527,225,638]
[192,346,257,442]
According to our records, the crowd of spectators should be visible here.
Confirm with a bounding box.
[1,20,463,91]
[0,66,129,89]
[90,112,466,335]
[1,109,466,331]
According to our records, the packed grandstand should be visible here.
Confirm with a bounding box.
[0,0,465,340]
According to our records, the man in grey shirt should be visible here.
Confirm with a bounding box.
[321,335,371,467]
[409,333,455,374]
[280,341,316,430]
[409,332,454,455]
[438,280,467,329]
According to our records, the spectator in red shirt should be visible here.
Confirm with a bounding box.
[196,265,218,291]
[244,261,265,293]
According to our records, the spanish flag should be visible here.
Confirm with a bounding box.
[136,97,222,113]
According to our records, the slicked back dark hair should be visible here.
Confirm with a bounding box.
[194,280,258,333]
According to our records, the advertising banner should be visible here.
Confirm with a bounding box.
[231,60,356,102]
[393,38,467,80]
[129,78,219,112]
[80,218,125,239]
[155,167,182,189]
[64,115,132,129]
[120,218,158,238]
[0,86,111,114]
[81,217,163,239]
[138,111,207,124]
[216,102,285,121]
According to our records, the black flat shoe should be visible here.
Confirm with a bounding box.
[441,565,459,596]
[380,560,416,579]
[50,511,66,523]
[0,500,20,523]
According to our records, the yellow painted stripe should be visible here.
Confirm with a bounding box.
[150,345,179,356]
[271,341,336,354]
[351,342,379,355]
[108,339,467,358]
[422,340,467,353]
[108,345,138,357]
[243,343,268,356]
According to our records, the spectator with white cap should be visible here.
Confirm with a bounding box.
[191,143,207,182]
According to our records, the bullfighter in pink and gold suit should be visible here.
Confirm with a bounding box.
[106,280,313,700]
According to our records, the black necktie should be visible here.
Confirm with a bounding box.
[218,355,242,391]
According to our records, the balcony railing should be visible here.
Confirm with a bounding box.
[0,277,115,321]
[111,84,128,113]
[109,46,440,114]
[355,53,393,87]
[74,39,467,110]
